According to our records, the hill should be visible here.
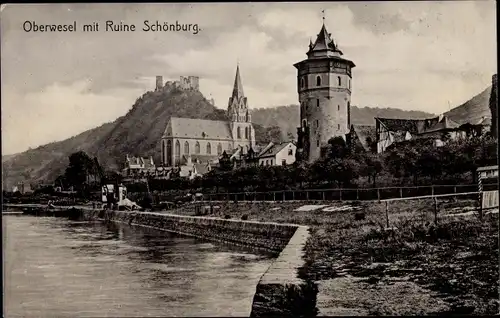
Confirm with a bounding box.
[443,85,493,125]
[251,105,435,140]
[6,83,483,190]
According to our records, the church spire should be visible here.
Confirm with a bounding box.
[232,64,245,100]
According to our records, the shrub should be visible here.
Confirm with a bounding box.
[241,214,249,220]
[224,214,231,219]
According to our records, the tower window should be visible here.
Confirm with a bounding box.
[316,75,321,86]
[300,77,305,88]
[316,99,320,108]
[349,79,351,90]
[338,105,340,111]
[315,120,319,128]
[317,140,320,147]
[338,124,340,130]
[338,76,341,87]
[245,127,249,139]
[237,127,241,139]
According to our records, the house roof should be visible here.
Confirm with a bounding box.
[477,165,498,172]
[163,117,232,140]
[258,141,295,158]
[180,154,219,165]
[352,125,376,151]
[421,116,460,134]
[126,155,155,169]
[376,117,439,135]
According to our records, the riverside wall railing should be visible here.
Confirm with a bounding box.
[195,183,498,203]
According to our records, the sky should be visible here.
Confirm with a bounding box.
[1,2,497,155]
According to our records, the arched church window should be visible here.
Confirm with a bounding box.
[237,127,241,139]
[206,142,211,154]
[338,76,341,87]
[166,140,172,166]
[161,140,165,165]
[184,141,190,154]
[175,140,180,156]
[317,99,320,108]
[245,127,249,139]
[316,75,321,87]
[195,141,200,154]
[217,143,222,155]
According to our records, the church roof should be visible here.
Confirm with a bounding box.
[163,117,232,140]
[232,65,245,100]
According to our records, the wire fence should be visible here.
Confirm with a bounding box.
[196,183,498,203]
[379,191,498,229]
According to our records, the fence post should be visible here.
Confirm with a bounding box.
[385,201,389,228]
[399,188,403,198]
[273,191,276,201]
[292,191,295,201]
[306,190,309,201]
[377,189,380,201]
[322,191,325,201]
[254,192,257,202]
[283,191,285,202]
[431,185,435,196]
[356,189,359,200]
[433,196,438,225]
[454,186,457,193]
[243,192,246,202]
[339,189,342,201]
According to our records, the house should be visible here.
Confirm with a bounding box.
[229,145,261,169]
[375,115,468,153]
[347,125,377,153]
[257,141,297,166]
[123,155,156,177]
[175,154,215,179]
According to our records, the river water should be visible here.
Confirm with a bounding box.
[3,215,274,317]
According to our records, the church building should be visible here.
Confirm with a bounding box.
[294,20,356,163]
[160,65,256,167]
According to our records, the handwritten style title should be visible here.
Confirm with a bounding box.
[22,20,201,34]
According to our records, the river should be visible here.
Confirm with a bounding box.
[3,215,274,317]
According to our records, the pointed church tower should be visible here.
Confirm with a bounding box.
[294,20,355,163]
[227,64,251,123]
[227,65,255,151]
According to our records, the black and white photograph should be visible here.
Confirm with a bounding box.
[1,2,498,316]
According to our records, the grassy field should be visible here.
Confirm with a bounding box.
[172,198,498,315]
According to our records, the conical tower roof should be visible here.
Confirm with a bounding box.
[308,22,343,56]
[232,65,244,99]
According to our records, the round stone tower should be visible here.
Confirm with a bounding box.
[294,21,355,163]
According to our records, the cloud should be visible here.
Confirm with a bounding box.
[0,2,496,154]
[1,80,142,154]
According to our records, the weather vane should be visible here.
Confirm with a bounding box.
[322,9,325,22]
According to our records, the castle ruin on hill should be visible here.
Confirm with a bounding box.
[155,75,200,91]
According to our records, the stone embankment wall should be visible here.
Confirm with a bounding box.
[80,209,297,254]
[250,225,318,317]
[78,208,317,316]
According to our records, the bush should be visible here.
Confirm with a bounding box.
[224,214,231,219]
[241,214,249,220]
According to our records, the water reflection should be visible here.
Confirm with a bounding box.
[4,215,274,317]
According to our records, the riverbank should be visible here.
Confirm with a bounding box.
[172,199,499,315]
